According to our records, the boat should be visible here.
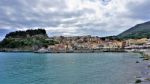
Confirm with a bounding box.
[34,48,49,53]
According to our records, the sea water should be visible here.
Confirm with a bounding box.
[0,52,142,84]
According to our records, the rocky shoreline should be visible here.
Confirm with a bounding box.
[134,51,150,84]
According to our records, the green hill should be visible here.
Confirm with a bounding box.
[5,29,47,38]
[0,29,58,50]
[118,21,150,39]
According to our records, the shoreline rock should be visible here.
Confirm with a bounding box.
[135,51,150,84]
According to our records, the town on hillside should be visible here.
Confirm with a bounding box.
[1,29,150,53]
[37,36,150,53]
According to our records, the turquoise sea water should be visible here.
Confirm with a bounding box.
[0,52,142,84]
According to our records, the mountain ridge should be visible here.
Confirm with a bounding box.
[118,21,150,39]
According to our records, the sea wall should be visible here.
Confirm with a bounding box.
[0,48,125,53]
[34,48,125,53]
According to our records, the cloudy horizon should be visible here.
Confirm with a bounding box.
[0,0,150,40]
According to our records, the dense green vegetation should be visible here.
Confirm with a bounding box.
[5,29,47,38]
[0,38,58,48]
[0,29,58,49]
[118,21,150,39]
[101,36,122,41]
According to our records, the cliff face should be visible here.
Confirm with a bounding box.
[0,29,57,50]
[118,21,150,39]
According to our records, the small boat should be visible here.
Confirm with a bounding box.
[34,48,49,53]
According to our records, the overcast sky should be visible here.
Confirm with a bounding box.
[0,0,150,40]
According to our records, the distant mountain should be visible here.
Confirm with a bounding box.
[118,21,150,39]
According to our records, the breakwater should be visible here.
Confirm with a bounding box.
[35,48,125,53]
[0,48,125,53]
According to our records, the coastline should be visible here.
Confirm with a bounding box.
[133,50,150,84]
[0,48,125,53]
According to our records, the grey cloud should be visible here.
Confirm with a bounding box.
[0,0,149,39]
[0,0,95,28]
[127,0,150,20]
